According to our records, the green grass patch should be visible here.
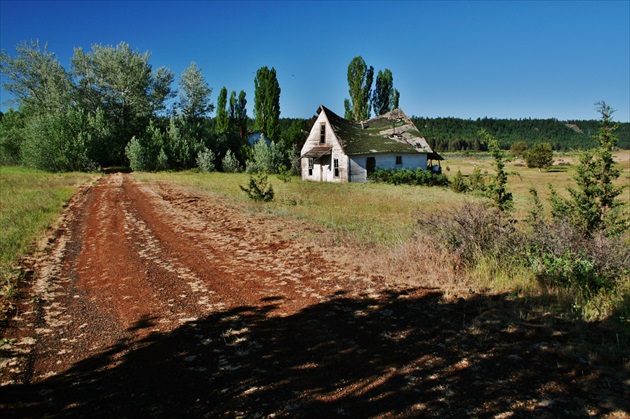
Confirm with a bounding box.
[0,166,94,293]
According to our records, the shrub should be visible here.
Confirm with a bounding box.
[525,218,629,297]
[125,121,167,172]
[221,150,241,172]
[370,167,450,187]
[240,173,274,202]
[524,142,553,170]
[450,169,468,193]
[0,109,25,165]
[275,165,292,182]
[22,108,104,172]
[417,202,521,267]
[246,136,285,174]
[196,147,216,172]
[469,166,486,192]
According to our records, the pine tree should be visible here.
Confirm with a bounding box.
[480,130,512,212]
[551,101,627,236]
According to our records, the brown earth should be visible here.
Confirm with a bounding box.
[1,173,628,417]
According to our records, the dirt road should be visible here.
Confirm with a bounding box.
[1,173,628,417]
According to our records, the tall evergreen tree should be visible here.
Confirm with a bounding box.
[216,86,229,133]
[345,56,373,121]
[550,101,627,236]
[254,66,281,140]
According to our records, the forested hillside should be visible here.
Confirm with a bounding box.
[410,116,630,151]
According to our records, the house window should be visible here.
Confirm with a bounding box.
[396,156,403,165]
[308,158,314,176]
[333,159,339,177]
[320,123,326,144]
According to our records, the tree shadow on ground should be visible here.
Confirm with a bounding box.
[1,288,628,417]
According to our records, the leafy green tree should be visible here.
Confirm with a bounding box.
[178,62,213,123]
[164,116,205,169]
[227,89,248,136]
[216,87,229,133]
[525,142,553,170]
[509,141,528,157]
[72,42,175,165]
[22,107,108,172]
[371,69,399,116]
[345,56,373,121]
[254,66,281,140]
[550,101,627,236]
[0,109,25,164]
[0,40,72,115]
[125,120,168,172]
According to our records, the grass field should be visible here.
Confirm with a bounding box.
[2,151,627,310]
[136,151,629,245]
[0,167,94,297]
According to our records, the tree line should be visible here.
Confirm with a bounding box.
[412,115,630,152]
[0,40,296,172]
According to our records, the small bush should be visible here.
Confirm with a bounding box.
[240,173,274,202]
[525,218,629,297]
[221,150,241,173]
[275,165,292,182]
[450,169,468,193]
[469,166,486,192]
[196,148,216,172]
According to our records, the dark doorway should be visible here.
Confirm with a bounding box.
[366,157,376,177]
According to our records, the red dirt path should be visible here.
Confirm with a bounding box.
[1,173,628,417]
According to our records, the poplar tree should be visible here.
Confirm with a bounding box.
[216,86,229,133]
[344,56,373,121]
[235,90,248,137]
[253,66,280,140]
[372,69,398,116]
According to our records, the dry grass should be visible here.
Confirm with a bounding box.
[443,150,629,222]
[135,171,473,246]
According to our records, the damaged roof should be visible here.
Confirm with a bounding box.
[320,105,442,159]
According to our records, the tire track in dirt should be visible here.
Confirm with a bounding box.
[1,172,377,385]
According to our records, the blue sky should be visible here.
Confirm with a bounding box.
[1,1,629,121]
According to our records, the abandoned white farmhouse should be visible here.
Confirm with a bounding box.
[300,105,442,183]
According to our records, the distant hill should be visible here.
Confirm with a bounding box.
[408,116,630,152]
